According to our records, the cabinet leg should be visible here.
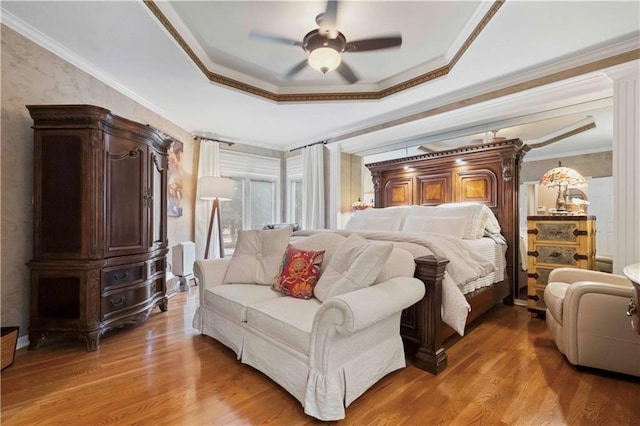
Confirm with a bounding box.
[28,330,43,350]
[84,331,100,352]
[414,346,448,375]
[159,297,168,312]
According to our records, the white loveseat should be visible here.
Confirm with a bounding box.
[192,230,425,421]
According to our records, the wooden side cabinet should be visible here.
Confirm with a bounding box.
[27,105,175,351]
[526,215,596,313]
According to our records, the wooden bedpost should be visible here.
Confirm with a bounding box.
[410,255,449,374]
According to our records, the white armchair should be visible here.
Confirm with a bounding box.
[544,268,640,377]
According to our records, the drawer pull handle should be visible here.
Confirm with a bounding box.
[113,272,129,282]
[110,295,125,307]
[527,251,539,257]
[573,253,588,261]
[573,229,588,236]
[627,300,637,317]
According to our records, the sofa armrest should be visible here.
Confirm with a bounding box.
[194,258,231,289]
[549,268,631,287]
[309,277,425,371]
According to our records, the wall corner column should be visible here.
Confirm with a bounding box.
[326,143,342,230]
[605,61,640,273]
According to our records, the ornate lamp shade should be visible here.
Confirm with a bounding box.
[540,162,586,211]
[540,162,587,188]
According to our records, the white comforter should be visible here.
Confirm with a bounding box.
[293,230,497,335]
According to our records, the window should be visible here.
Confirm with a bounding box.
[219,150,281,249]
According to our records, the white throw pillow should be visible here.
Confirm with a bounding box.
[223,227,292,285]
[314,233,393,302]
[374,247,416,284]
[291,233,346,275]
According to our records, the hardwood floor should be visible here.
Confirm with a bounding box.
[2,286,639,425]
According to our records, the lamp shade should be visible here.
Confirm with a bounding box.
[540,162,586,188]
[199,176,234,201]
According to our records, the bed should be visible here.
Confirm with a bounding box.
[361,139,529,374]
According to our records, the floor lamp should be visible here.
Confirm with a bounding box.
[199,176,234,259]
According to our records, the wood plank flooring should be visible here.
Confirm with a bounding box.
[2,286,639,425]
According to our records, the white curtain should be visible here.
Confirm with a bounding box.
[195,140,222,260]
[302,144,325,229]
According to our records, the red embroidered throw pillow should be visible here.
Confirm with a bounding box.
[272,245,325,299]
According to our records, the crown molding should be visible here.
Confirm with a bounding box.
[0,8,171,122]
[143,0,505,103]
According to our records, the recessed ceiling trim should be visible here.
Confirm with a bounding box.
[328,50,640,146]
[143,0,505,103]
[528,121,597,149]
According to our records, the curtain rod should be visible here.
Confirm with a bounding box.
[192,135,235,147]
[289,140,327,153]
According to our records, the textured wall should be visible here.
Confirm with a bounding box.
[520,151,613,183]
[1,25,195,338]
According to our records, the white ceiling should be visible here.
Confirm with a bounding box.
[2,1,639,161]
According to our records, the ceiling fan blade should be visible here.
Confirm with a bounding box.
[345,35,402,52]
[282,59,309,80]
[336,61,359,84]
[249,30,302,47]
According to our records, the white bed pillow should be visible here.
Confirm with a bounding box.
[438,202,501,234]
[313,233,393,302]
[403,216,466,239]
[344,206,409,231]
[405,205,485,239]
[223,227,292,285]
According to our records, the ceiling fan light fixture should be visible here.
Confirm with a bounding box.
[308,47,341,74]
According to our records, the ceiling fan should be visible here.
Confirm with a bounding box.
[249,0,402,84]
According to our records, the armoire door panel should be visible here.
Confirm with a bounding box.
[149,150,167,249]
[38,133,84,256]
[105,135,147,256]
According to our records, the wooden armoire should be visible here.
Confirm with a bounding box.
[27,105,174,351]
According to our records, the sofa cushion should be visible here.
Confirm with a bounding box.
[314,233,393,302]
[272,245,325,299]
[291,233,346,274]
[544,281,570,324]
[223,227,291,285]
[207,284,284,322]
[246,296,321,354]
[374,247,416,284]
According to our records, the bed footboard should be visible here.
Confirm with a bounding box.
[401,255,449,374]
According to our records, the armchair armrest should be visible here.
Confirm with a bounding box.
[562,279,635,364]
[309,277,425,372]
[549,268,631,287]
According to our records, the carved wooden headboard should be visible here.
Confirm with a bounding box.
[365,139,530,301]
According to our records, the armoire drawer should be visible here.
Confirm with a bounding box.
[101,280,157,320]
[102,262,145,291]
